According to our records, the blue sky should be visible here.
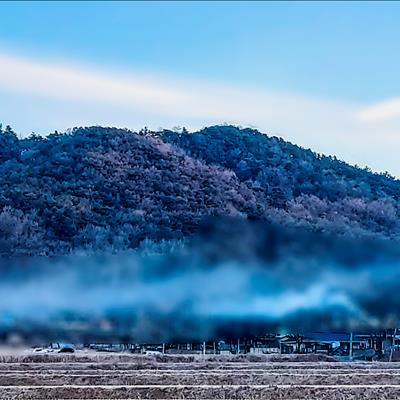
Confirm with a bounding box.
[1,1,400,175]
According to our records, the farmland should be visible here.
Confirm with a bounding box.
[1,351,400,399]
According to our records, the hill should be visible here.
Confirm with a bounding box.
[0,124,399,256]
[161,126,400,239]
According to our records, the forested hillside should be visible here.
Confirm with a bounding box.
[0,124,399,257]
[161,126,400,239]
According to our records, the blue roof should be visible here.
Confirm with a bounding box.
[303,332,350,342]
[58,343,74,349]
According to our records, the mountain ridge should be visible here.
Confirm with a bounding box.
[0,124,399,256]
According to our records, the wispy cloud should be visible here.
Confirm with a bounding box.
[0,53,189,110]
[358,98,400,122]
[1,52,400,176]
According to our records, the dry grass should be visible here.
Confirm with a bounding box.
[1,351,400,399]
[0,351,336,364]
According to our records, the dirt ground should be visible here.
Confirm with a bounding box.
[2,349,400,399]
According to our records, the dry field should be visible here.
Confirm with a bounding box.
[1,351,400,399]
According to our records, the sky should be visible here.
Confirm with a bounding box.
[1,1,400,175]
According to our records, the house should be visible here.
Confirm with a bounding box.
[249,335,281,354]
[282,332,376,360]
[218,341,232,355]
[301,332,350,355]
[277,332,376,359]
[279,335,302,354]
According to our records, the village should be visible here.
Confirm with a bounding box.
[44,330,400,362]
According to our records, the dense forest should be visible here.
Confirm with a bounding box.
[0,123,399,257]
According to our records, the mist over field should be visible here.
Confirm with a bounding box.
[2,219,400,342]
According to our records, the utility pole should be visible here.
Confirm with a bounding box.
[203,341,206,356]
[237,338,240,354]
[390,328,397,362]
[349,332,353,359]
